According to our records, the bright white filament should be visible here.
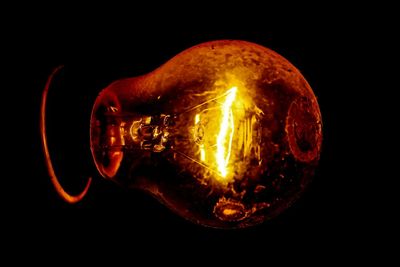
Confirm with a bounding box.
[216,87,237,178]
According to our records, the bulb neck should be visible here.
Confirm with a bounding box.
[90,92,177,179]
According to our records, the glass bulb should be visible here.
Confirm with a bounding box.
[44,40,322,228]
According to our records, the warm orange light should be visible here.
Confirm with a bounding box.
[42,40,322,228]
[222,208,239,216]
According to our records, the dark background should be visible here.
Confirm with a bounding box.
[5,7,385,260]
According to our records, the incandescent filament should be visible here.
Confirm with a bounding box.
[216,87,237,178]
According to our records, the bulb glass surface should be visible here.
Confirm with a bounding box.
[90,40,322,228]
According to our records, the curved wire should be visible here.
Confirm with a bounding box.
[40,65,92,203]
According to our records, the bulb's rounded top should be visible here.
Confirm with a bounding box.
[90,40,322,228]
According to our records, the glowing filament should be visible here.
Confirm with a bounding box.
[200,145,206,162]
[216,87,237,178]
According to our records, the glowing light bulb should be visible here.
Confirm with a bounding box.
[41,40,322,228]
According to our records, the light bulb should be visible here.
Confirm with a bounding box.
[41,40,322,228]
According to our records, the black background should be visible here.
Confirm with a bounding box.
[4,6,386,260]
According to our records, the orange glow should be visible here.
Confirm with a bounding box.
[43,40,322,229]
[222,208,238,216]
[41,66,92,203]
